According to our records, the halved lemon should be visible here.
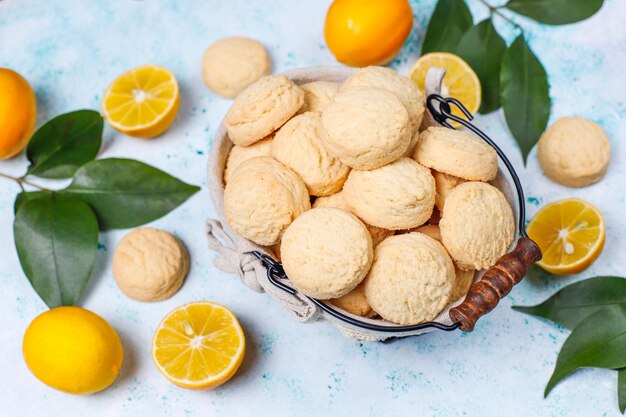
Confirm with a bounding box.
[408,52,481,124]
[152,301,245,390]
[527,198,605,275]
[102,65,179,138]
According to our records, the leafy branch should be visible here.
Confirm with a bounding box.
[422,0,604,163]
[4,110,199,308]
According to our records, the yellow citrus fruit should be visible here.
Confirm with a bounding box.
[22,306,123,394]
[102,65,179,138]
[408,52,481,123]
[528,198,605,275]
[0,68,37,159]
[152,301,245,390]
[324,0,413,67]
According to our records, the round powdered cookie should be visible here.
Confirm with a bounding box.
[113,228,189,302]
[414,224,475,303]
[299,81,340,113]
[343,157,435,230]
[329,282,376,318]
[202,37,271,98]
[321,86,411,170]
[342,66,425,133]
[312,191,393,246]
[224,156,310,246]
[363,233,455,325]
[281,207,373,299]
[271,112,349,196]
[225,75,304,146]
[223,135,273,184]
[440,182,515,270]
[414,127,498,181]
[537,117,611,187]
[432,170,466,212]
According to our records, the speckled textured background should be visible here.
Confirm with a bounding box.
[1,0,625,416]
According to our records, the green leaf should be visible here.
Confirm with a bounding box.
[26,110,103,179]
[421,0,473,54]
[456,19,506,114]
[500,35,550,164]
[619,368,626,413]
[513,276,626,330]
[13,193,99,308]
[545,306,626,396]
[14,191,51,214]
[505,0,603,25]
[64,158,200,230]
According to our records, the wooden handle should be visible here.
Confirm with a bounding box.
[449,237,542,332]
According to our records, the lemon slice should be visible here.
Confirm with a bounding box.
[408,52,481,124]
[102,65,179,138]
[527,198,605,275]
[152,301,245,390]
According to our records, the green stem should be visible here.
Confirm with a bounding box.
[476,0,524,33]
[0,172,50,191]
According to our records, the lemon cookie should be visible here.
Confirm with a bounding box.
[537,117,611,187]
[223,136,273,184]
[343,157,435,230]
[113,228,189,302]
[342,66,425,133]
[281,207,373,299]
[271,112,349,196]
[312,191,393,246]
[224,156,310,246]
[414,127,498,181]
[329,282,376,317]
[432,170,466,211]
[414,225,475,302]
[299,81,340,113]
[202,37,271,98]
[440,182,515,270]
[225,75,304,146]
[363,233,455,325]
[321,86,411,170]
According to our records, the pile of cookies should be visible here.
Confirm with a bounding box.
[221,66,515,326]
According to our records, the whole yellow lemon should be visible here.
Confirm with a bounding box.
[22,306,123,395]
[0,68,37,159]
[324,0,414,67]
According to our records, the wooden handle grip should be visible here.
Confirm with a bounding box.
[449,237,542,332]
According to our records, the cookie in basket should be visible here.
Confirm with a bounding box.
[414,224,475,303]
[271,112,349,196]
[432,170,466,212]
[343,157,435,230]
[363,232,455,325]
[281,207,373,299]
[299,81,340,113]
[223,135,273,184]
[312,191,393,246]
[321,86,411,170]
[224,156,310,246]
[414,127,498,182]
[225,75,304,146]
[341,66,425,134]
[440,182,515,270]
[329,282,376,318]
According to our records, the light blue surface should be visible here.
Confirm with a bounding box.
[1,1,625,416]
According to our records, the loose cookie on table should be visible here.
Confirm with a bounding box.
[225,75,304,146]
[224,156,310,246]
[113,228,189,302]
[440,182,515,270]
[321,86,411,170]
[271,112,349,196]
[414,127,497,182]
[343,157,435,230]
[281,207,373,300]
[364,233,455,325]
